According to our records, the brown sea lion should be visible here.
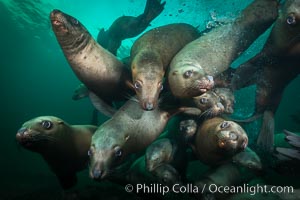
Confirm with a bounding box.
[168,0,278,98]
[97,0,165,55]
[88,97,200,179]
[230,0,300,152]
[15,116,97,189]
[192,117,248,166]
[129,23,200,110]
[50,10,131,116]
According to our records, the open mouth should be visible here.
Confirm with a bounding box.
[52,19,62,26]
[197,76,215,93]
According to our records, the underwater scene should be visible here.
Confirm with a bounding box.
[1,0,300,199]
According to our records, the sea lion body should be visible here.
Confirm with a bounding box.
[168,0,278,98]
[50,10,131,105]
[89,98,195,179]
[193,117,248,165]
[232,0,300,114]
[130,23,200,110]
[16,116,97,189]
[97,0,165,55]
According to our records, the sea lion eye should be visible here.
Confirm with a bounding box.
[229,132,238,140]
[71,18,79,25]
[200,98,208,104]
[134,81,142,90]
[159,83,164,91]
[287,14,296,25]
[41,120,53,129]
[184,70,193,78]
[220,121,229,129]
[114,146,123,157]
[87,150,92,156]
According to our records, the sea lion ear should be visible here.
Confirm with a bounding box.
[172,70,178,75]
[125,135,130,141]
[57,120,64,124]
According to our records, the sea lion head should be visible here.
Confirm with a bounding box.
[179,119,198,143]
[50,9,89,47]
[214,120,248,155]
[89,126,130,180]
[16,116,66,152]
[213,88,235,114]
[145,138,173,172]
[168,65,214,98]
[192,91,225,117]
[131,52,164,111]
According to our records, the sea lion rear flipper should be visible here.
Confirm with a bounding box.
[143,0,166,22]
[89,92,116,117]
[257,111,274,153]
[56,173,78,190]
[276,147,300,161]
[283,130,300,148]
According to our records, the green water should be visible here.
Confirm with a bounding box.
[1,0,300,199]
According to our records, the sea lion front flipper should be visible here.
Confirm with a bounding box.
[276,147,300,161]
[89,92,116,117]
[56,173,78,190]
[257,110,274,152]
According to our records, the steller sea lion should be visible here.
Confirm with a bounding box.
[192,117,248,166]
[230,0,300,152]
[168,0,278,99]
[16,116,97,189]
[129,23,200,110]
[88,97,200,180]
[97,0,165,55]
[50,10,131,116]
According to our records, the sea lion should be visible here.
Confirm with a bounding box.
[129,23,200,110]
[168,0,278,98]
[97,0,165,55]
[50,10,131,116]
[15,116,97,189]
[230,0,300,152]
[88,97,200,179]
[192,117,248,165]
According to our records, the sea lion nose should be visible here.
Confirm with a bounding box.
[17,128,27,135]
[92,169,102,179]
[144,102,154,111]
